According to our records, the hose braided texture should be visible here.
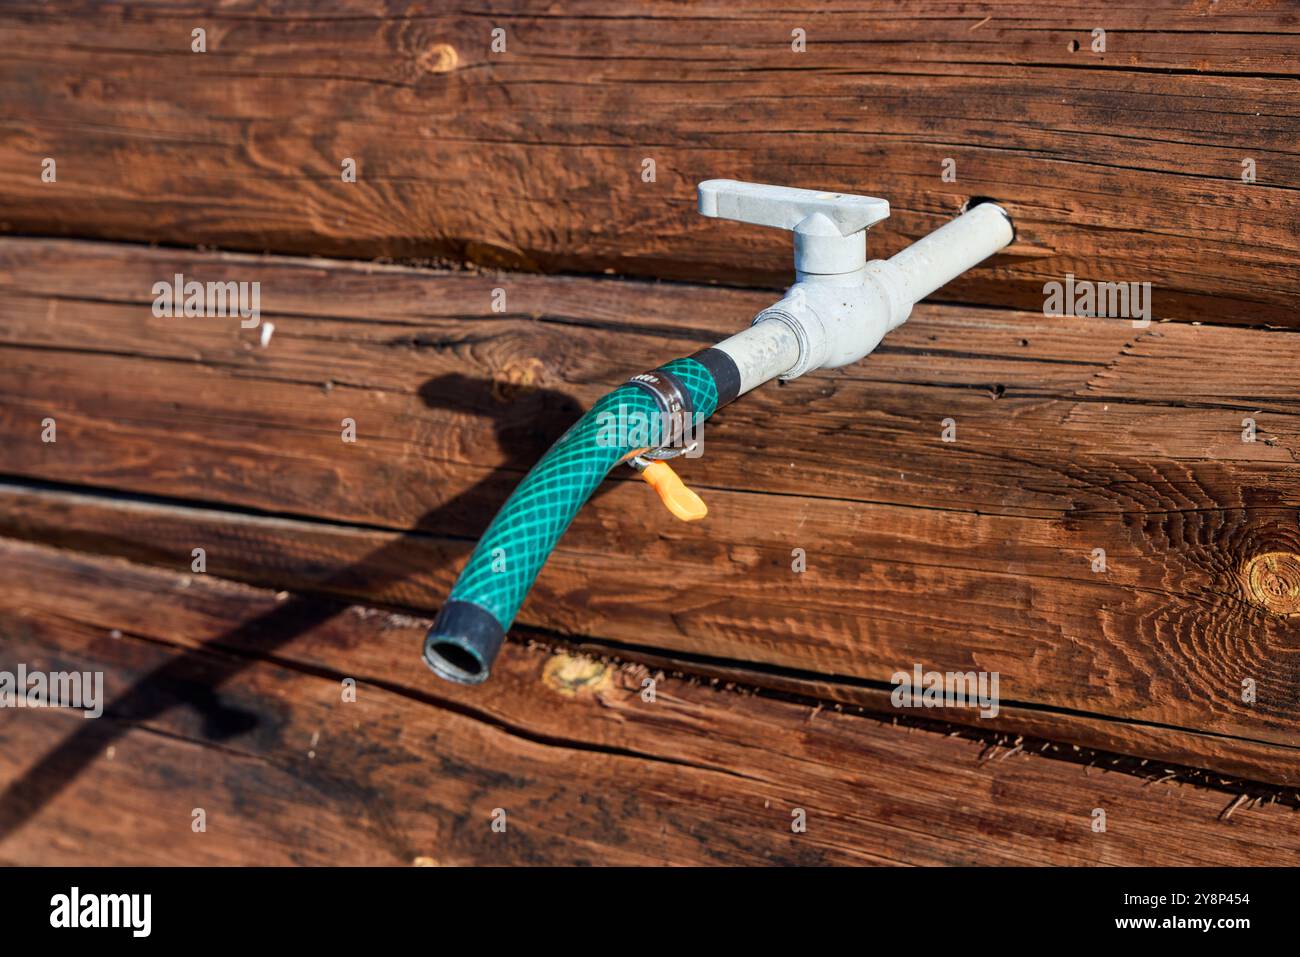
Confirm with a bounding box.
[448,356,719,631]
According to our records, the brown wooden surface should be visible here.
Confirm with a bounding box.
[3,2,1299,866]
[6,479,1300,792]
[1,237,1298,791]
[1,1,1298,324]
[2,537,1296,866]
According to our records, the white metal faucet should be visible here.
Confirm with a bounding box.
[423,178,1015,685]
[698,180,1014,392]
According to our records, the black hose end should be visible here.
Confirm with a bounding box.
[690,347,741,408]
[422,600,505,685]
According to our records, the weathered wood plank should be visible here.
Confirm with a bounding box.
[0,238,1298,775]
[1,2,1298,323]
[2,538,1295,866]
[5,479,1299,788]
[2,238,1297,520]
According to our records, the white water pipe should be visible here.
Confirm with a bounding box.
[700,181,1013,395]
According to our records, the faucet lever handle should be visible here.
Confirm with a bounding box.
[697,179,889,276]
[698,179,889,235]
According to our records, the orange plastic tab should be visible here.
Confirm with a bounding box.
[639,460,707,522]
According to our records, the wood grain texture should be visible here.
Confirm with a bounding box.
[6,479,1300,789]
[2,537,1296,866]
[0,1,1297,323]
[1,237,1298,782]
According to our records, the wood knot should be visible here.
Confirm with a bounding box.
[491,357,545,403]
[418,43,459,74]
[1242,551,1300,616]
[542,653,612,697]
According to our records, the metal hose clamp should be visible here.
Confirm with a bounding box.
[626,367,693,452]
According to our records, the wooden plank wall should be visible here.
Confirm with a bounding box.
[1,1,1298,864]
[2,1,1298,323]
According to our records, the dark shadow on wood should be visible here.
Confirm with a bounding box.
[0,374,598,843]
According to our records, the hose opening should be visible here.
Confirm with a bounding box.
[423,599,505,685]
[424,637,489,685]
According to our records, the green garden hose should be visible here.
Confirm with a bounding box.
[423,351,738,684]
